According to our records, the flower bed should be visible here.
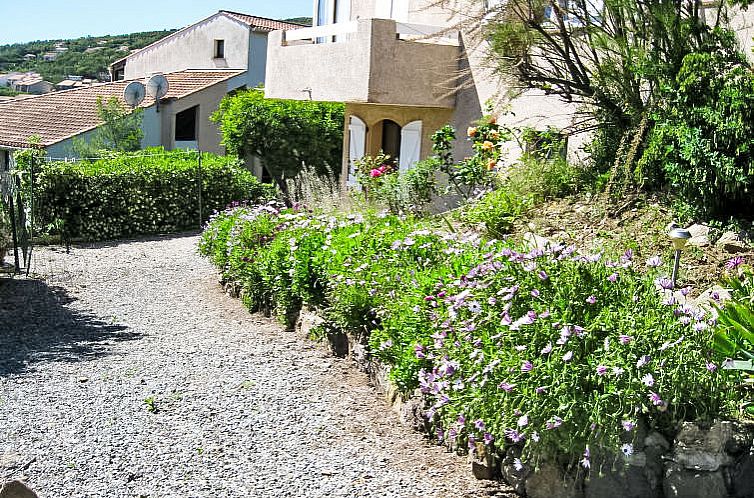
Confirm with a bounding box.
[199,202,737,487]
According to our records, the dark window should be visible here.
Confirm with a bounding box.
[214,39,225,58]
[175,106,198,141]
[381,120,402,164]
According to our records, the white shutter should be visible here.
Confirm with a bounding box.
[348,116,366,187]
[399,120,422,172]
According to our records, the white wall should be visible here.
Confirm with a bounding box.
[123,15,251,80]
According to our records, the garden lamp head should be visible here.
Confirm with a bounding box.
[668,228,691,251]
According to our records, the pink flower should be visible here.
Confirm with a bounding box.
[596,365,608,376]
[498,381,516,392]
[622,420,636,431]
[586,295,597,304]
[608,272,619,283]
[521,360,534,373]
[619,334,633,345]
[369,169,382,178]
[706,362,717,372]
[546,416,563,430]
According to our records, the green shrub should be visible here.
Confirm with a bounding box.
[33,148,274,240]
[507,155,597,201]
[462,189,532,238]
[200,203,736,467]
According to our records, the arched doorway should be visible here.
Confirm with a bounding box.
[381,120,402,165]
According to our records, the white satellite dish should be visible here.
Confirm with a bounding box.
[123,81,146,108]
[146,73,169,99]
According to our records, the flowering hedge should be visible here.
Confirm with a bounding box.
[199,203,735,469]
[33,148,274,240]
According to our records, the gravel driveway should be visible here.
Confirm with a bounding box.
[0,234,511,498]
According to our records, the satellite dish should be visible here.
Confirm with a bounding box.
[123,81,146,108]
[146,74,169,100]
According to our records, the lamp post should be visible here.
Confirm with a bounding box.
[669,227,691,287]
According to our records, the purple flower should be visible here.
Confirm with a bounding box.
[474,419,486,431]
[540,342,553,355]
[693,321,708,332]
[648,391,664,406]
[414,344,426,359]
[457,414,466,426]
[706,362,717,372]
[545,416,563,430]
[612,366,625,376]
[641,373,655,386]
[483,432,494,445]
[468,301,482,314]
[518,414,529,427]
[531,289,540,297]
[726,256,745,270]
[596,365,608,376]
[622,420,636,432]
[620,443,634,457]
[655,276,674,290]
[586,295,597,304]
[646,256,662,268]
[505,428,525,443]
[498,381,516,392]
[608,272,619,283]
[581,448,591,469]
[538,270,549,280]
[513,458,524,471]
[521,360,534,373]
[535,386,547,394]
[562,351,573,362]
[424,295,436,302]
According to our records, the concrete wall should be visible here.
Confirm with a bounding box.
[247,32,269,89]
[123,15,250,80]
[265,18,458,107]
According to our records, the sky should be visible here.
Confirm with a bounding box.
[0,0,314,45]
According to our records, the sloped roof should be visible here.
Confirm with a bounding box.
[0,69,243,149]
[219,11,306,31]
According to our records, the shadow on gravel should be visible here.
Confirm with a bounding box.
[68,231,200,251]
[0,277,140,376]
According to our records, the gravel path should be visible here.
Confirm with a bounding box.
[0,235,511,498]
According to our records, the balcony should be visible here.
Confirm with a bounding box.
[264,18,460,108]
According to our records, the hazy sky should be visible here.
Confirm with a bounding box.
[0,0,314,45]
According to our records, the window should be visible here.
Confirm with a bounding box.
[381,120,402,163]
[175,106,198,142]
[214,39,225,59]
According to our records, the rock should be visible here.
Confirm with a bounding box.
[525,461,579,498]
[687,224,711,247]
[523,232,552,251]
[663,464,727,498]
[499,446,527,494]
[673,421,734,471]
[469,442,497,481]
[295,309,325,339]
[731,453,754,498]
[585,462,660,498]
[716,231,750,253]
[645,431,671,451]
[0,481,38,498]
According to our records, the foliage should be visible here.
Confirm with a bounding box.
[212,89,344,198]
[0,201,12,251]
[71,97,144,158]
[31,148,273,241]
[713,260,754,416]
[200,203,735,466]
[507,154,598,202]
[354,154,440,214]
[0,30,174,82]
[462,189,532,238]
[638,34,754,218]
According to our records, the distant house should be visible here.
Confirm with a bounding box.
[22,54,36,61]
[109,10,303,89]
[0,69,246,166]
[42,52,59,62]
[5,72,53,94]
[55,77,100,91]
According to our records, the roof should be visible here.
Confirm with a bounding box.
[0,69,244,149]
[110,11,305,68]
[219,11,306,31]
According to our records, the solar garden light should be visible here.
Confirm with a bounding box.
[669,227,692,286]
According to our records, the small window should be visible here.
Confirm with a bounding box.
[175,106,198,141]
[214,39,225,59]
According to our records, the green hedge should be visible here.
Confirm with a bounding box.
[33,148,274,240]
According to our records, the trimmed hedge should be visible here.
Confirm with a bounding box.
[34,148,274,240]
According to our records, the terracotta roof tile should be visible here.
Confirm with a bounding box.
[220,11,307,31]
[0,70,243,149]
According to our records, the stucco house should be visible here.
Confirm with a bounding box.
[0,69,247,168]
[110,10,303,89]
[264,0,754,185]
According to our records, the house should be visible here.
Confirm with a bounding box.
[0,69,247,162]
[22,54,36,62]
[5,72,53,94]
[42,52,59,62]
[109,10,304,90]
[264,0,754,185]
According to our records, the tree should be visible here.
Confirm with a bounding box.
[212,89,344,198]
[477,0,750,169]
[70,97,143,157]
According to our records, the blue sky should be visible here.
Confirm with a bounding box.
[1,0,314,45]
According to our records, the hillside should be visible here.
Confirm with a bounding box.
[0,31,176,83]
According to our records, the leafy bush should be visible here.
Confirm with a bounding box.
[462,189,532,238]
[506,154,597,201]
[355,154,440,214]
[33,148,274,240]
[212,89,344,197]
[639,33,754,218]
[200,203,735,467]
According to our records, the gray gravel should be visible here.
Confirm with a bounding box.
[0,234,511,498]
